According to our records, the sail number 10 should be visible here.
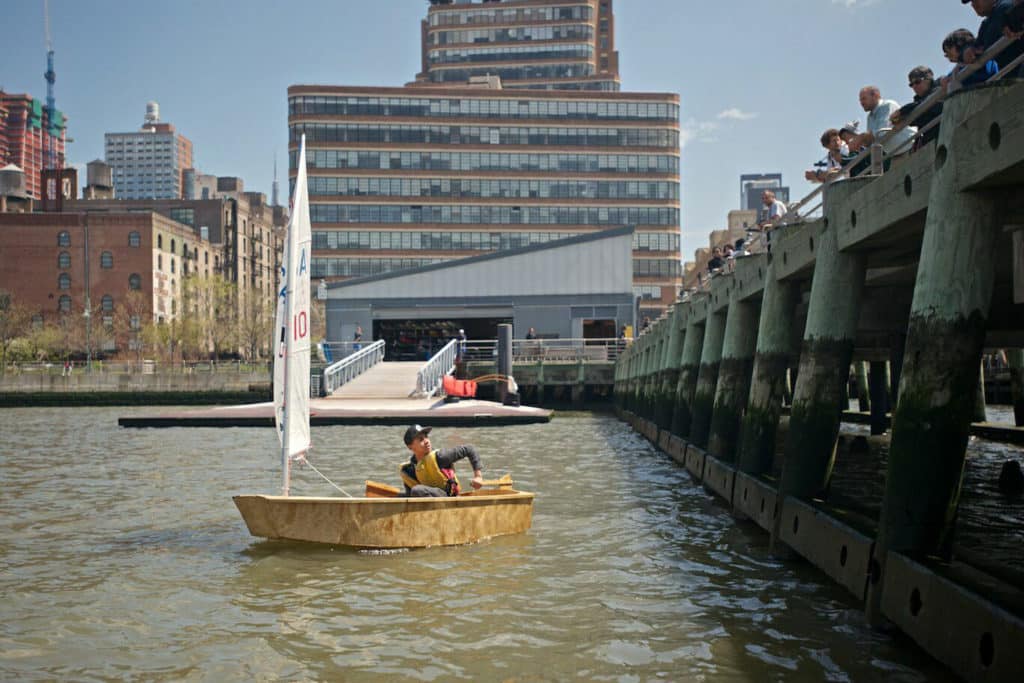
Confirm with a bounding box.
[293,311,308,340]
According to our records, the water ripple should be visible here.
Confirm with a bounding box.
[0,409,959,681]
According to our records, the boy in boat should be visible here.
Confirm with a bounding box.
[400,424,484,497]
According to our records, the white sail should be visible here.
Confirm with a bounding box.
[273,135,312,493]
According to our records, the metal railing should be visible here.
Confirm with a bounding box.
[460,337,628,363]
[1,359,270,375]
[684,35,1023,297]
[320,339,385,396]
[413,338,459,398]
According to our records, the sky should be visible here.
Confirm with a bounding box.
[1,0,981,262]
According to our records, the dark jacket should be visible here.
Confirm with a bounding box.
[898,83,943,146]
[977,0,1024,71]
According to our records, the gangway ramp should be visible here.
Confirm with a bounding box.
[326,362,422,399]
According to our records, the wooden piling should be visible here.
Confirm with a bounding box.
[873,85,1009,612]
[776,176,871,503]
[689,307,727,449]
[973,361,987,424]
[656,306,685,429]
[855,361,871,413]
[869,361,889,435]
[736,256,799,475]
[1010,348,1024,427]
[708,279,760,463]
[670,305,705,437]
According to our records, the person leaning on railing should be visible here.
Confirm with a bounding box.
[941,28,1000,88]
[891,66,944,148]
[856,86,917,160]
[963,0,1024,74]
[805,128,848,184]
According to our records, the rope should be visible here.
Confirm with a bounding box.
[292,454,354,498]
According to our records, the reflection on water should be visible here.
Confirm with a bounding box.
[0,408,957,681]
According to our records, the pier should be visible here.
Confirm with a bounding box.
[615,80,1024,682]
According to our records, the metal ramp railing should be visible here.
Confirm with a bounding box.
[413,338,459,398]
[320,339,386,396]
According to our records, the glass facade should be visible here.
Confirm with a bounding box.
[308,177,677,200]
[311,256,680,280]
[428,4,593,26]
[430,63,595,83]
[309,203,678,226]
[301,149,678,174]
[291,123,678,148]
[429,25,594,45]
[312,229,679,253]
[428,44,593,66]
[288,95,678,122]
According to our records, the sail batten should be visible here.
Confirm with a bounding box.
[273,135,312,495]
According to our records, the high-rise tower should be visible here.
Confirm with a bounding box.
[413,0,619,91]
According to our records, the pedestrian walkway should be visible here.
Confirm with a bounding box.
[326,362,422,399]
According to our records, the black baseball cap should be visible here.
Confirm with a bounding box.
[403,424,432,445]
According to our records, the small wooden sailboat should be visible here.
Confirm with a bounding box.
[233,136,534,548]
[235,478,535,548]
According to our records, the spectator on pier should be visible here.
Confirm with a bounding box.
[892,67,944,148]
[353,325,363,351]
[723,243,735,260]
[805,128,849,183]
[757,190,787,230]
[838,121,872,177]
[733,237,747,257]
[963,0,1024,73]
[706,246,724,273]
[942,28,999,87]
[857,86,917,157]
[525,327,537,340]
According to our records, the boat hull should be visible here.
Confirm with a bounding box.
[233,491,534,548]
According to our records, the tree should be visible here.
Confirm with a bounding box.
[113,290,152,369]
[0,290,31,374]
[239,293,275,362]
[182,274,238,361]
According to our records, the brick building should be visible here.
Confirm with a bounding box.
[0,91,68,200]
[0,211,214,352]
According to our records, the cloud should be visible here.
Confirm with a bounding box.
[716,108,758,121]
[679,118,719,148]
[832,0,881,7]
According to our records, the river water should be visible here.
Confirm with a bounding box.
[0,408,964,681]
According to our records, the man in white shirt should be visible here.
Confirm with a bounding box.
[758,190,787,229]
[857,86,917,155]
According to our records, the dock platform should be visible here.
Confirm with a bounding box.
[118,397,551,428]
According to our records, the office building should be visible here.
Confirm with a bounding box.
[414,0,619,91]
[0,90,68,200]
[105,102,194,200]
[293,0,681,317]
[740,173,789,213]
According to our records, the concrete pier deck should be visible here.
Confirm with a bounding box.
[118,397,551,428]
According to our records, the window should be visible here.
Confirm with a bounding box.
[128,273,141,290]
[58,295,71,313]
[58,273,71,290]
[170,258,175,274]
[57,231,71,247]
[101,295,114,312]
[158,234,163,249]
[128,231,141,247]
[58,251,71,268]
[100,251,113,269]
[31,314,43,329]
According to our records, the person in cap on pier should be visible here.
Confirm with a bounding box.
[891,66,943,148]
[399,424,484,497]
